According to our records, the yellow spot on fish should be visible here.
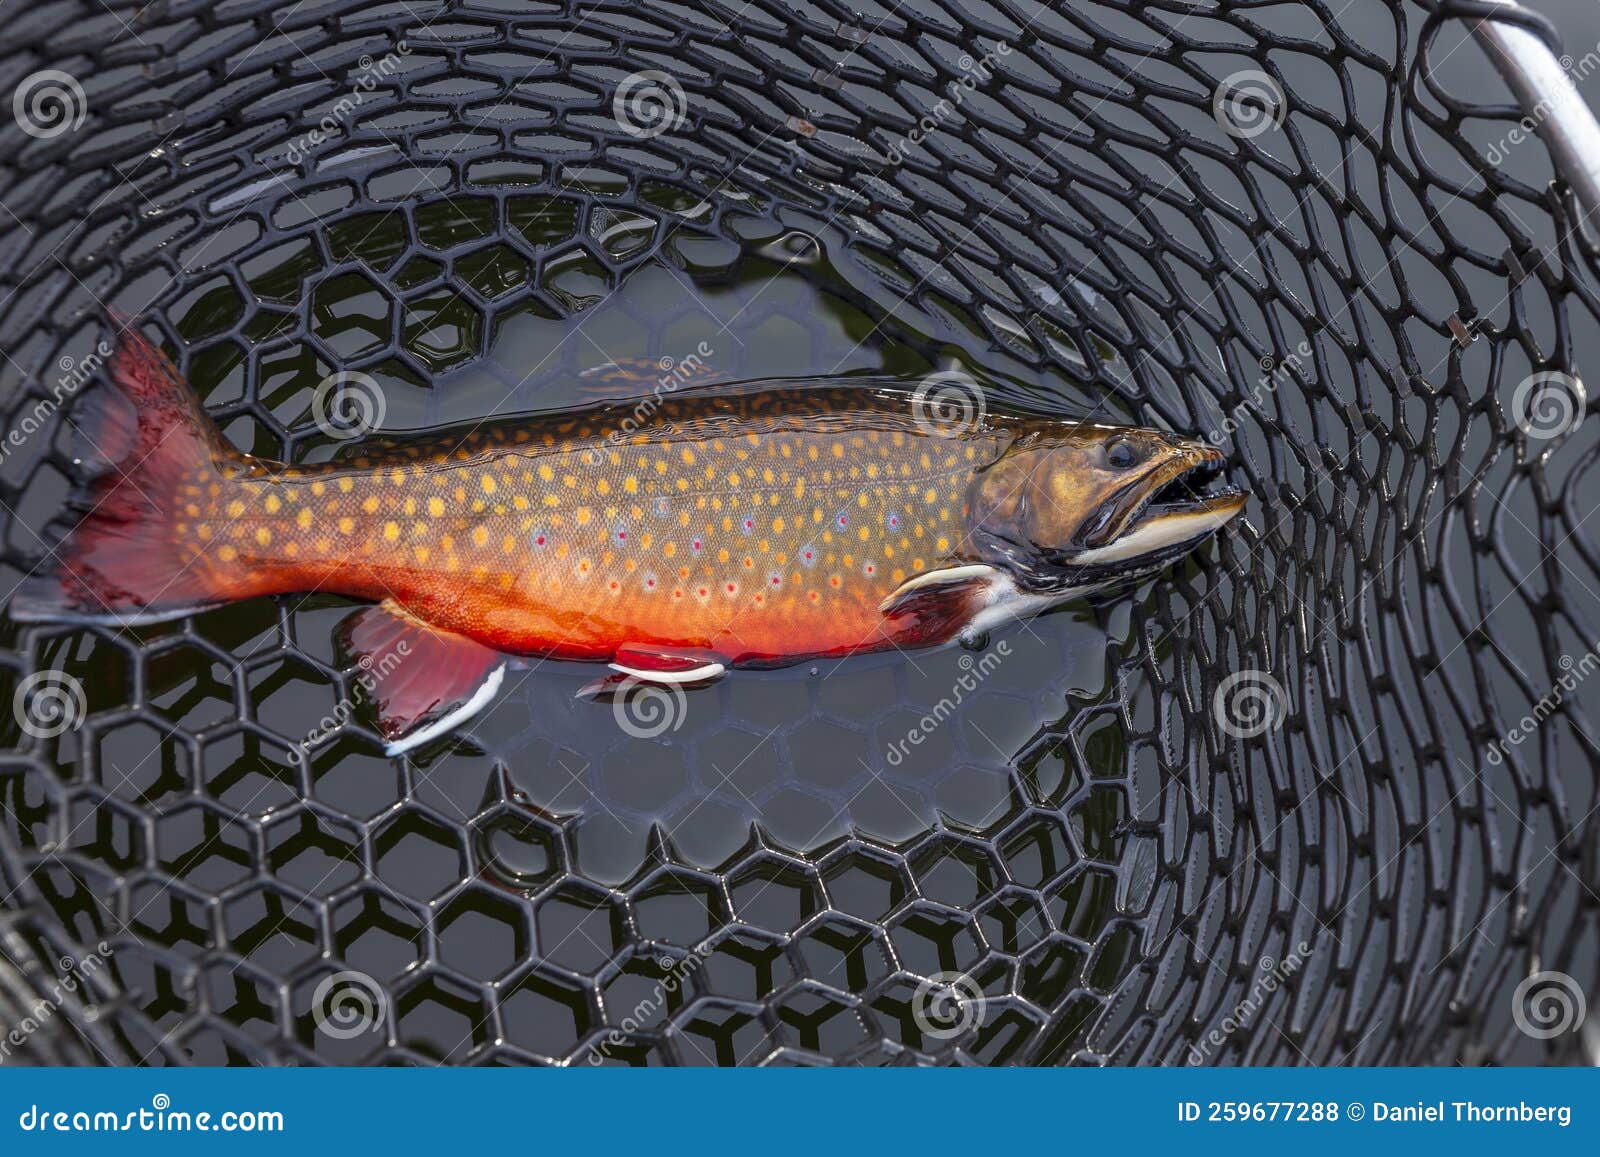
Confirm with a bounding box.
[481,475,496,495]
[428,497,445,517]
[297,508,313,530]
[539,464,554,482]
[218,545,237,562]
[338,478,354,493]
[472,526,488,547]
[681,448,695,466]
[226,500,245,518]
[362,496,380,514]
[255,528,272,546]
[383,521,400,542]
[339,517,355,534]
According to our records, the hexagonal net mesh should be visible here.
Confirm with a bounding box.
[0,0,1597,1066]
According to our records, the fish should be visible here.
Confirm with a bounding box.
[10,326,1247,754]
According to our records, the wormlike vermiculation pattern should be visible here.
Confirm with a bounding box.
[171,392,1006,662]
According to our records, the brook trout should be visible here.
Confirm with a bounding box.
[13,327,1246,753]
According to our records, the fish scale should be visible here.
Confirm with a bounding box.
[177,391,1000,663]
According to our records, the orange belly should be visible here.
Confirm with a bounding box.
[174,401,1005,667]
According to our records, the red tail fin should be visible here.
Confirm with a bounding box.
[10,321,237,625]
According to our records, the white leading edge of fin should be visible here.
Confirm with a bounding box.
[607,660,726,685]
[878,563,999,612]
[960,571,1080,641]
[383,663,507,756]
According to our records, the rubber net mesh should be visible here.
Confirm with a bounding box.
[0,0,1597,1066]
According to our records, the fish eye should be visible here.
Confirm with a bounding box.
[1106,439,1140,469]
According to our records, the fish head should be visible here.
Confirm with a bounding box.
[966,423,1246,591]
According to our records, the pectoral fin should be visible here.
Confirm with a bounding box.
[335,600,507,756]
[878,564,999,640]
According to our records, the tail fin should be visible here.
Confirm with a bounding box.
[10,320,238,625]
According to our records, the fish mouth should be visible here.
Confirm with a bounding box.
[965,439,1248,595]
[1075,446,1245,554]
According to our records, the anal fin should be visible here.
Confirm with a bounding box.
[335,600,507,756]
